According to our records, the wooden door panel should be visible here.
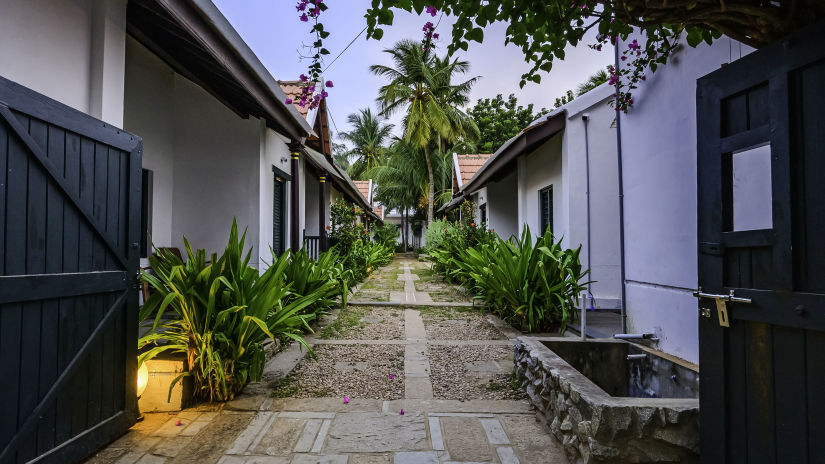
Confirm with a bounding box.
[0,75,141,464]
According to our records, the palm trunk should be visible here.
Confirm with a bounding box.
[404,207,409,252]
[424,145,435,224]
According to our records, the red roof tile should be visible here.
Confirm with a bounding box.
[354,181,371,204]
[456,154,491,186]
[279,81,312,119]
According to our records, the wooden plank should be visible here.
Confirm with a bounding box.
[78,138,95,273]
[86,294,103,427]
[771,326,808,462]
[18,301,42,462]
[745,321,776,464]
[726,323,748,463]
[92,143,108,271]
[0,304,22,452]
[0,272,128,304]
[70,296,89,438]
[807,330,825,463]
[54,297,75,445]
[0,122,7,275]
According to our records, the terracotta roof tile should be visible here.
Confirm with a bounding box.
[354,181,371,203]
[278,81,311,119]
[373,206,384,220]
[456,154,492,186]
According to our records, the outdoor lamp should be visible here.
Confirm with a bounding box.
[137,362,149,398]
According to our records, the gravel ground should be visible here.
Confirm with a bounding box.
[272,344,405,400]
[428,345,526,401]
[320,306,404,340]
[421,307,507,340]
[413,277,471,303]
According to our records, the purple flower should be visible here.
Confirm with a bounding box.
[299,74,308,82]
[285,98,293,104]
[300,13,309,22]
[425,5,437,16]
[321,90,329,98]
[433,33,439,39]
[389,374,396,380]
[325,80,334,88]
[399,409,405,415]
[343,396,350,404]
[628,39,640,51]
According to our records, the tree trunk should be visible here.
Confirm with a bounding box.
[423,145,435,224]
[403,207,409,252]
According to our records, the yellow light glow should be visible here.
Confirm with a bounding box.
[137,362,149,397]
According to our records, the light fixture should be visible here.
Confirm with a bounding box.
[137,362,149,398]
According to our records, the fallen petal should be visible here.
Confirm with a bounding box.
[175,419,183,426]
[399,409,405,415]
[343,396,350,404]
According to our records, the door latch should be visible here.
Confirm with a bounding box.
[692,288,751,328]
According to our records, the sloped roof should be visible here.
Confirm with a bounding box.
[373,206,384,221]
[454,154,492,188]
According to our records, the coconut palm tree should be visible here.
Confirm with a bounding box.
[370,39,480,224]
[575,68,609,96]
[338,108,394,180]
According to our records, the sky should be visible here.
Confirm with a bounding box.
[213,0,612,141]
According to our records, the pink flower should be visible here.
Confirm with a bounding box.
[425,5,437,16]
[325,80,334,88]
[343,396,350,404]
[175,419,183,426]
[399,409,405,415]
[389,374,396,380]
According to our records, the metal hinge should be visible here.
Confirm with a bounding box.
[693,288,751,328]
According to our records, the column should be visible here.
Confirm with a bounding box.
[319,173,328,251]
[289,142,301,253]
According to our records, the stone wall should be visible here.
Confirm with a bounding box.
[513,337,700,463]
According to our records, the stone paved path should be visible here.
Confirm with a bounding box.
[89,256,569,464]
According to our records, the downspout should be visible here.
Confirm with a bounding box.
[615,43,628,334]
[582,113,593,340]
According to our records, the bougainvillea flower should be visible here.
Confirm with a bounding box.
[343,396,350,404]
[299,13,308,22]
[175,419,183,426]
[425,5,437,16]
[399,409,405,415]
[325,80,334,88]
[299,74,308,82]
[389,374,396,380]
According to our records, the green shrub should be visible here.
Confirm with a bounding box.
[283,247,352,313]
[432,225,587,333]
[138,220,335,402]
[373,223,400,248]
[424,219,454,252]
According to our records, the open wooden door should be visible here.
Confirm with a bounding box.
[0,76,141,463]
[696,23,825,463]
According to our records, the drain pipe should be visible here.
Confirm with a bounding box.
[614,41,628,334]
[581,113,594,341]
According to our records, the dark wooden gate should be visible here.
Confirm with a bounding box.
[697,23,825,463]
[0,76,141,463]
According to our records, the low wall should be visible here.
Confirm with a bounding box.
[513,337,699,463]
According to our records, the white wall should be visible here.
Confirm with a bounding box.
[304,169,320,236]
[563,97,622,309]
[620,34,752,363]
[258,125,294,265]
[0,0,127,126]
[124,38,264,268]
[521,134,564,241]
[486,171,519,239]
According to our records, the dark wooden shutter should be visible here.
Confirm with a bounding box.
[273,175,285,256]
[0,75,141,463]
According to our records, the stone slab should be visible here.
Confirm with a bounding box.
[348,454,391,464]
[404,359,430,376]
[311,420,332,453]
[293,419,322,453]
[428,417,444,451]
[480,418,510,445]
[289,455,348,464]
[226,412,276,455]
[496,447,521,464]
[404,376,434,400]
[268,398,383,413]
[280,412,336,419]
[135,455,167,464]
[252,417,306,456]
[440,416,495,462]
[392,452,439,464]
[497,415,569,464]
[383,400,533,415]
[324,412,428,453]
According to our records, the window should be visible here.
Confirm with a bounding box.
[140,169,153,258]
[479,203,487,225]
[539,185,553,235]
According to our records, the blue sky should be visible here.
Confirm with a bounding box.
[213,0,611,140]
